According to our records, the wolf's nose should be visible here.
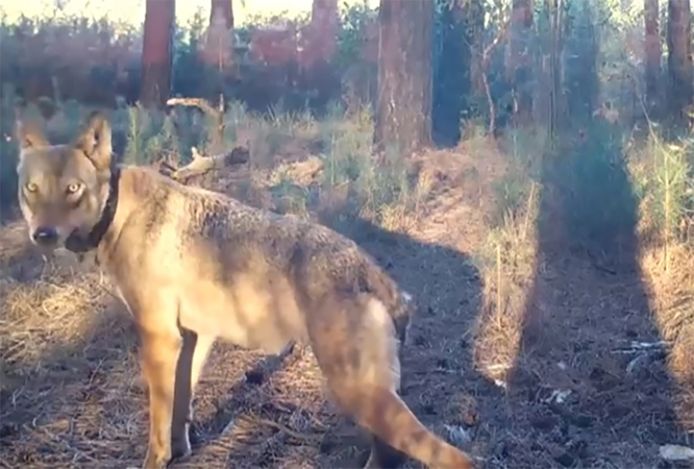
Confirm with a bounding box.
[32,226,58,246]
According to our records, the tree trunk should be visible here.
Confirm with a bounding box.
[644,0,661,114]
[375,0,434,155]
[508,0,534,124]
[140,0,175,108]
[667,0,692,122]
[433,0,469,146]
[298,0,339,110]
[201,0,235,100]
[468,0,486,97]
[549,0,564,135]
[203,0,234,69]
[210,0,233,29]
[433,0,482,144]
[309,0,339,63]
[564,0,598,124]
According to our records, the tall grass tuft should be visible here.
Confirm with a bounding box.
[122,104,178,165]
[627,128,693,270]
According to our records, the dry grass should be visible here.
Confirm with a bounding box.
[2,278,100,369]
[0,224,138,464]
[472,187,540,385]
[641,243,694,382]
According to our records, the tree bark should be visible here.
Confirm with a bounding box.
[549,0,564,135]
[508,0,534,124]
[667,0,692,122]
[375,0,434,155]
[309,0,339,64]
[644,0,661,114]
[210,0,233,29]
[297,0,339,110]
[140,0,175,108]
[468,0,486,97]
[433,0,468,146]
[203,0,234,69]
[563,0,597,124]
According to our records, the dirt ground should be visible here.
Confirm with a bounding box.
[1,147,692,469]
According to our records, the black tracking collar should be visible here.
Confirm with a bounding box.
[65,167,121,253]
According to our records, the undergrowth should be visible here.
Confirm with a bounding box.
[627,128,693,255]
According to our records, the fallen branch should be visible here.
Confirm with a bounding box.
[158,146,250,184]
[611,340,669,354]
[166,97,219,118]
[255,417,319,442]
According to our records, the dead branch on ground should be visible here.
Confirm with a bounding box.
[166,97,219,117]
[158,145,250,184]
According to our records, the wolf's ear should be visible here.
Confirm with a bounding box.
[15,118,49,151]
[74,111,112,171]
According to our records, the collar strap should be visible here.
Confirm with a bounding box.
[65,167,120,253]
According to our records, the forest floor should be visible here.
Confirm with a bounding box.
[1,138,693,469]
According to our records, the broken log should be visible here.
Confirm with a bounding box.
[158,145,250,184]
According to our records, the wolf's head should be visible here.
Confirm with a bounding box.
[15,111,114,252]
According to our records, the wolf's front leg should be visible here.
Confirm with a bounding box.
[139,328,181,469]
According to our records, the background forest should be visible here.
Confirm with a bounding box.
[0,0,693,467]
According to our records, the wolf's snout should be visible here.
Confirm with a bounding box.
[32,226,59,246]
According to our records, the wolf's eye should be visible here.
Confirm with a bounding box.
[66,182,81,194]
[25,182,38,193]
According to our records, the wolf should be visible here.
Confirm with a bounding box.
[15,111,474,469]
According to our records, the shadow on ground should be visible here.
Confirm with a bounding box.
[315,215,495,467]
[505,122,688,468]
